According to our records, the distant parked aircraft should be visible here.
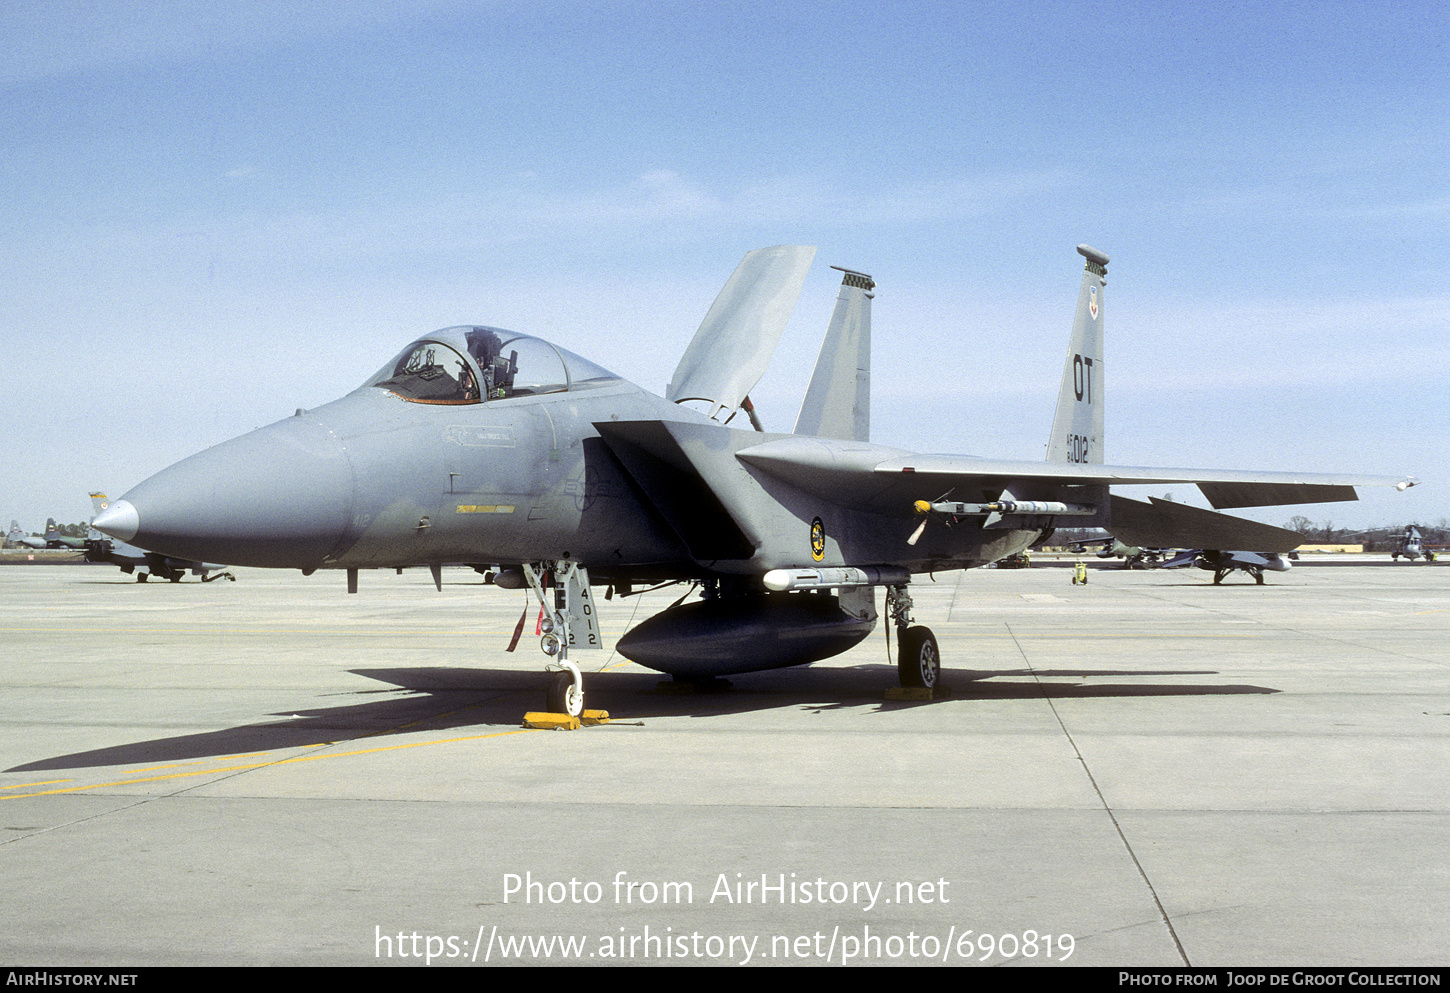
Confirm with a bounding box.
[7,521,47,550]
[1392,526,1437,562]
[1161,548,1293,585]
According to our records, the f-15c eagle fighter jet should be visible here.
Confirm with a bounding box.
[92,245,1415,715]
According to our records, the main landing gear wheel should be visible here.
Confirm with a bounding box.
[546,669,584,717]
[898,625,940,689]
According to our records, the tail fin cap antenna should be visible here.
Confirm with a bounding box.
[1077,244,1109,278]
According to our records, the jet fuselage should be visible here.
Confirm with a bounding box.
[102,335,1040,582]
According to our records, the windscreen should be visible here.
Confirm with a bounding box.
[368,327,620,404]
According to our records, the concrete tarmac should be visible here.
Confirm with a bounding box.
[1,559,1446,967]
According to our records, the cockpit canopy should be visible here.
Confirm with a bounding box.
[365,326,619,405]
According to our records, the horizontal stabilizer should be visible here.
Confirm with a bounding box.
[667,245,816,422]
[1107,496,1301,553]
[1195,481,1357,509]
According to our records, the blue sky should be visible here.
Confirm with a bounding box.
[4,0,1446,533]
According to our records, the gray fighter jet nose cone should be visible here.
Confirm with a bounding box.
[116,414,355,569]
[90,499,139,542]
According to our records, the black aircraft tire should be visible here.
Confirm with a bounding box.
[169,573,182,583]
[137,573,148,583]
[546,672,568,713]
[898,626,940,689]
[546,671,583,717]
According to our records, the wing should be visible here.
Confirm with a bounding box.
[736,436,1414,513]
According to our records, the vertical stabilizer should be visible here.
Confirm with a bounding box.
[667,245,816,423]
[1046,245,1108,464]
[88,493,110,539]
[793,267,874,441]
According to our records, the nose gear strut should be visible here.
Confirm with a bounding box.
[522,561,599,717]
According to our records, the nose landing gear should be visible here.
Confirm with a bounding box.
[524,561,597,718]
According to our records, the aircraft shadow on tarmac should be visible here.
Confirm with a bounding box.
[7,665,1278,773]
